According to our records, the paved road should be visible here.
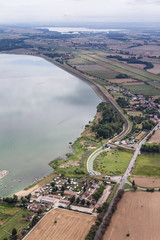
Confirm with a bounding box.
[87,147,110,175]
[94,123,160,240]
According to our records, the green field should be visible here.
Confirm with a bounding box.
[85,70,118,79]
[0,203,33,239]
[123,84,160,96]
[133,153,160,177]
[93,149,133,176]
[68,57,93,65]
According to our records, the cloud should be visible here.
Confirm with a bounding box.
[128,0,160,4]
[0,0,159,24]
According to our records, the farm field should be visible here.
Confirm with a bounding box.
[123,84,160,96]
[107,78,138,84]
[93,149,133,176]
[148,64,160,74]
[103,192,160,240]
[133,153,160,177]
[131,176,160,188]
[25,208,96,240]
[75,64,107,71]
[148,129,160,143]
[85,70,118,79]
[0,204,32,240]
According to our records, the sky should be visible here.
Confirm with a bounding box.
[0,0,160,24]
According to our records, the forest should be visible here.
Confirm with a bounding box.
[92,102,124,139]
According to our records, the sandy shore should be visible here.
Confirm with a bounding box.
[14,184,41,198]
[0,170,9,179]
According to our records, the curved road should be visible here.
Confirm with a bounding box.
[87,147,110,175]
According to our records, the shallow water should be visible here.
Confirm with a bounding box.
[0,54,100,196]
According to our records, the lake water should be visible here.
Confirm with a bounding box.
[0,54,100,197]
[38,27,124,34]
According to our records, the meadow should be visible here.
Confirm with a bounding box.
[133,153,160,177]
[93,149,133,176]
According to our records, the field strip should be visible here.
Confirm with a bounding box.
[83,54,160,89]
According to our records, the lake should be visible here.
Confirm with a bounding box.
[0,54,100,196]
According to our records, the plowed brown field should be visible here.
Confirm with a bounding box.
[131,176,160,188]
[148,129,160,143]
[103,192,160,240]
[25,208,95,240]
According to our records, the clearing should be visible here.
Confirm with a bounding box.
[25,208,95,240]
[103,192,160,240]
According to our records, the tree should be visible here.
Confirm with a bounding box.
[31,216,39,227]
[76,197,80,204]
[51,182,55,188]
[12,228,17,239]
[132,180,135,187]
[70,196,75,204]
[81,199,85,205]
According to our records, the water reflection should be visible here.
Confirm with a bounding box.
[0,54,100,196]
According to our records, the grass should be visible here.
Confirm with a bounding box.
[85,70,119,79]
[133,153,160,177]
[68,57,93,65]
[107,184,119,205]
[50,136,100,178]
[123,84,160,96]
[0,203,33,239]
[93,149,133,176]
[123,183,132,190]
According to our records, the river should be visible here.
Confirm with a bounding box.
[0,54,100,196]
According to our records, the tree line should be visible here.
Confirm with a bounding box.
[141,143,160,153]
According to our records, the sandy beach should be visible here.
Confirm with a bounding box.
[14,184,41,198]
